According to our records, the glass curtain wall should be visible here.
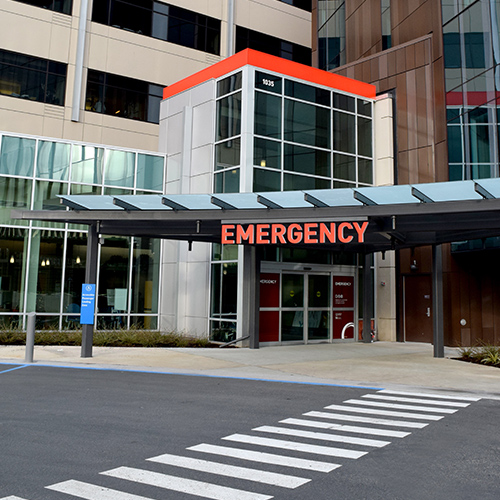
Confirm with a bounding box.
[0,133,165,329]
[253,70,373,191]
[443,0,500,181]
[317,1,346,70]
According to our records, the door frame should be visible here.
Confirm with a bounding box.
[260,262,357,345]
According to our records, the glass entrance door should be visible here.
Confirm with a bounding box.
[259,268,356,344]
[281,273,304,341]
[281,273,331,342]
[307,274,330,341]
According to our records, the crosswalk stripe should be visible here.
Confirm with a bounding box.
[343,399,458,414]
[146,453,310,488]
[362,394,470,407]
[102,466,273,500]
[0,497,30,500]
[46,479,154,499]
[324,404,443,421]
[304,411,428,429]
[188,443,341,472]
[379,390,480,402]
[222,433,367,459]
[253,425,390,448]
[280,417,411,438]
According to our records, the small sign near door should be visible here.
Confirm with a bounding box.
[333,276,354,307]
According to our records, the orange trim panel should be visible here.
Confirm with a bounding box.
[163,49,375,100]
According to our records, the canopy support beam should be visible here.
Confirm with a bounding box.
[362,252,373,343]
[432,244,444,358]
[242,245,260,349]
[81,223,98,358]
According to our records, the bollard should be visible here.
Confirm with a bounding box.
[25,312,35,363]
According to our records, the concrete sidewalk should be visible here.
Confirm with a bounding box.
[1,342,499,398]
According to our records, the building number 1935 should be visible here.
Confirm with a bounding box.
[262,78,275,87]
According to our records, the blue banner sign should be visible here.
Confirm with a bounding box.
[80,283,96,325]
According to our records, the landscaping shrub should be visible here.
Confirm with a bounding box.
[0,324,214,348]
[458,343,500,368]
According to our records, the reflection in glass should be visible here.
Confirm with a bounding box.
[33,181,66,228]
[254,138,281,169]
[0,136,36,176]
[333,111,355,153]
[333,153,355,181]
[214,169,240,193]
[210,262,238,320]
[131,237,160,316]
[285,80,330,106]
[284,144,330,177]
[282,274,304,307]
[136,154,164,191]
[98,236,130,328]
[308,310,330,340]
[469,124,490,163]
[253,168,281,192]
[63,232,87,314]
[27,229,64,314]
[36,141,70,180]
[308,274,330,307]
[217,93,242,141]
[284,100,330,148]
[216,139,240,171]
[358,117,372,158]
[71,145,103,185]
[281,311,303,341]
[0,229,27,313]
[284,173,330,191]
[104,150,135,188]
[210,320,237,342]
[217,72,242,97]
[254,92,282,138]
[0,177,32,225]
[358,159,373,184]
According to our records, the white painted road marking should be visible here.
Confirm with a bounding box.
[253,425,390,448]
[280,417,411,438]
[146,453,310,488]
[379,390,481,401]
[222,434,367,459]
[304,411,429,429]
[46,480,155,499]
[324,404,443,421]
[102,466,273,500]
[343,399,458,414]
[362,394,470,407]
[188,443,341,472]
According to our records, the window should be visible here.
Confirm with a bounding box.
[278,0,312,12]
[92,1,221,55]
[0,49,67,106]
[317,1,345,70]
[381,0,391,50]
[12,0,72,15]
[236,26,311,66]
[85,70,164,124]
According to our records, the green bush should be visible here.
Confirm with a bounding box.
[458,343,500,368]
[0,324,214,348]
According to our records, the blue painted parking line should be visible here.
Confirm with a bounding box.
[0,364,30,374]
[0,361,382,389]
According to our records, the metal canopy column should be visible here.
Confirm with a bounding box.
[81,223,99,358]
[362,252,373,343]
[242,245,260,349]
[432,244,444,358]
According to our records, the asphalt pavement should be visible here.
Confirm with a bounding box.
[1,341,499,398]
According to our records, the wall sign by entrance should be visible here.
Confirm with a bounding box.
[221,222,369,245]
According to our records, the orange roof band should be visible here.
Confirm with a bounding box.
[163,49,376,100]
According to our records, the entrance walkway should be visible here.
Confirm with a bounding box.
[1,342,499,398]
